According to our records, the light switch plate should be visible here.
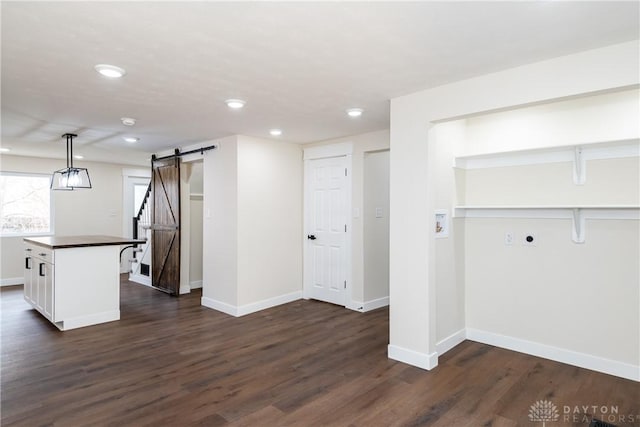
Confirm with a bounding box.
[375,207,383,218]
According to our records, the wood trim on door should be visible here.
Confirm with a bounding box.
[151,157,181,295]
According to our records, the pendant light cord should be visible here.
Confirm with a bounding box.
[62,133,77,169]
[66,134,71,169]
[69,134,73,169]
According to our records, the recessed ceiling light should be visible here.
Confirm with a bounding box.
[346,108,363,117]
[269,129,282,136]
[95,64,126,78]
[121,117,136,126]
[225,99,246,109]
[73,154,84,159]
[123,137,140,143]
[0,147,10,152]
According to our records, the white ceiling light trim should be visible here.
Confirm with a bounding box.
[121,117,136,126]
[123,137,140,143]
[94,64,126,78]
[225,99,246,109]
[0,147,11,152]
[73,154,84,159]
[346,108,363,117]
[269,129,282,136]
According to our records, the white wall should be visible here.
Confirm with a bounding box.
[202,136,239,307]
[462,157,640,206]
[431,122,467,347]
[236,135,303,306]
[388,40,640,374]
[200,135,303,315]
[463,89,639,155]
[363,150,390,304]
[305,130,390,308]
[1,155,131,284]
[465,217,639,366]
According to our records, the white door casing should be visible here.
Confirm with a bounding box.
[304,155,350,306]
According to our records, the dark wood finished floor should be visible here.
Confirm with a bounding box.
[2,278,639,426]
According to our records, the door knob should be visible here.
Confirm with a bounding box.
[307,234,317,240]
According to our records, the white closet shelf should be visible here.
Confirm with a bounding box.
[454,139,638,186]
[452,139,639,242]
[454,205,639,244]
[453,139,639,185]
[455,205,640,210]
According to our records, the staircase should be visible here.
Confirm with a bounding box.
[129,183,152,286]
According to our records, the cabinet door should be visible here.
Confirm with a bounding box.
[37,261,54,321]
[24,252,34,304]
[36,261,46,313]
[43,262,54,320]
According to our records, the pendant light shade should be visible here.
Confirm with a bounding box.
[51,133,92,190]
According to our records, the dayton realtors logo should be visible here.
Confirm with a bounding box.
[529,399,639,425]
[529,400,560,426]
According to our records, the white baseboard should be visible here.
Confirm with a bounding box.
[179,285,191,295]
[56,310,120,331]
[1,277,23,287]
[363,296,389,312]
[190,280,202,289]
[237,291,302,316]
[388,344,438,370]
[128,274,151,287]
[347,296,389,313]
[201,297,238,316]
[346,301,364,312]
[201,291,302,317]
[467,328,640,382]
[436,329,466,356]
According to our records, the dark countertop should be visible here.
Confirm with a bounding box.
[24,235,146,249]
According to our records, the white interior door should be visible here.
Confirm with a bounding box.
[305,156,348,306]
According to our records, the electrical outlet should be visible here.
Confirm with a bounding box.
[504,232,514,246]
[523,233,536,246]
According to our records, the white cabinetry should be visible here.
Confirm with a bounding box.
[23,246,35,305]
[24,243,56,322]
[22,236,142,331]
[37,255,55,321]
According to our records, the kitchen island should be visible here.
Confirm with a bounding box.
[23,235,145,331]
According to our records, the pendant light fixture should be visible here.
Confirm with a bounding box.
[51,133,92,190]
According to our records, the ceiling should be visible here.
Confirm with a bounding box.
[1,2,638,166]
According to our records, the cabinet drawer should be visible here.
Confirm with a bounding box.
[29,245,54,263]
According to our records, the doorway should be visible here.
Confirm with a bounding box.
[363,150,390,305]
[188,161,204,291]
[122,170,151,274]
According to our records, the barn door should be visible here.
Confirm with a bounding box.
[151,155,180,295]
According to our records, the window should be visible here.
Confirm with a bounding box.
[0,172,53,236]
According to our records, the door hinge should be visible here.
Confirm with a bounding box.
[345,168,347,176]
[344,224,347,232]
[344,280,347,289]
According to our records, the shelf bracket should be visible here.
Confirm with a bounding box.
[571,208,585,243]
[573,146,585,185]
